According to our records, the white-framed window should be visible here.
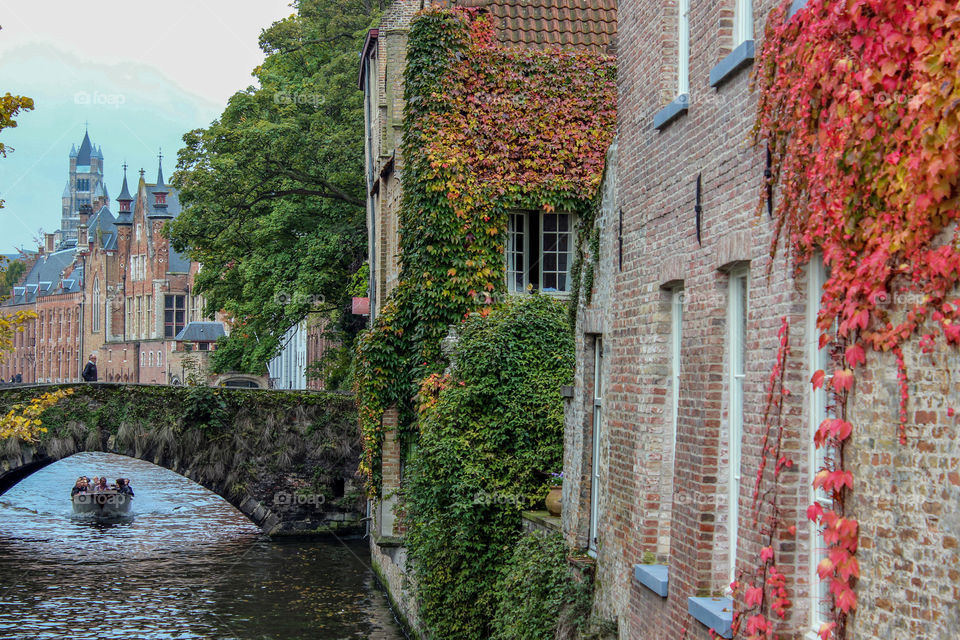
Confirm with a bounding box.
[734,0,754,46]
[678,0,690,96]
[140,351,145,367]
[670,288,684,458]
[125,297,133,336]
[148,351,154,367]
[807,256,833,632]
[157,349,163,367]
[507,213,528,293]
[727,267,748,579]
[589,336,604,552]
[136,296,143,339]
[506,211,575,294]
[92,278,101,332]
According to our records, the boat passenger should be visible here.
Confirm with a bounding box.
[90,476,100,490]
[117,478,134,497]
[70,478,88,496]
[95,477,108,492]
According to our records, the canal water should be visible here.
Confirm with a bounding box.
[0,452,405,640]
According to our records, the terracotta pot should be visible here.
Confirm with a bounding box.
[545,486,562,517]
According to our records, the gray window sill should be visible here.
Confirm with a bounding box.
[688,597,733,639]
[633,564,668,597]
[789,0,809,18]
[653,94,689,131]
[709,40,755,88]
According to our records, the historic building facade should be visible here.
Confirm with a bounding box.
[563,1,959,639]
[2,133,222,386]
[358,0,617,633]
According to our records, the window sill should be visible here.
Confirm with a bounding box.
[687,597,733,639]
[633,564,669,597]
[653,94,689,131]
[709,40,755,88]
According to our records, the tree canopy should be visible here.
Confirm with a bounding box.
[168,0,380,383]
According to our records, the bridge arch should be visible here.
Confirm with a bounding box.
[0,383,364,536]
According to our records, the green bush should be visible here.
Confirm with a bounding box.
[404,295,574,639]
[492,532,578,640]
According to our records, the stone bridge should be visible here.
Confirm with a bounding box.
[0,383,365,536]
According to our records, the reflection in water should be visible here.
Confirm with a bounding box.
[0,452,404,640]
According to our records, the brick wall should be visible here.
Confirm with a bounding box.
[566,1,960,639]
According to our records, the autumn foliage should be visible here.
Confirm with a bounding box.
[355,7,616,492]
[752,1,960,638]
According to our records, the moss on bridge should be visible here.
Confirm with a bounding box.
[0,384,364,535]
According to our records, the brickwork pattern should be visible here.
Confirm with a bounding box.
[566,1,960,639]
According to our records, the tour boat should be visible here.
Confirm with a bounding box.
[71,491,133,518]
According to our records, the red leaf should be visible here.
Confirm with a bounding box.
[845,343,866,367]
[745,586,764,608]
[807,502,824,522]
[811,369,826,390]
[760,546,774,563]
[832,368,854,392]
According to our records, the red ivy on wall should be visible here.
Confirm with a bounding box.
[748,1,960,638]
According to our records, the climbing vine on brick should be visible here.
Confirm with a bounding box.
[355,7,615,493]
[751,1,960,638]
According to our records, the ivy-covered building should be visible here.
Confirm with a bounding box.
[356,0,616,635]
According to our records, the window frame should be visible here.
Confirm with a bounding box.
[505,210,576,296]
[678,0,691,96]
[670,288,684,459]
[734,0,754,47]
[589,335,604,553]
[727,267,749,580]
[807,257,834,632]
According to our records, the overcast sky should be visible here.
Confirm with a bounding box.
[0,0,294,253]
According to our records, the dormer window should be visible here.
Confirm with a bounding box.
[119,199,131,213]
[155,192,166,206]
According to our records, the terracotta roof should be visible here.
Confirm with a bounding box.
[452,0,617,55]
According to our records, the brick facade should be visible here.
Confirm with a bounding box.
[564,1,960,639]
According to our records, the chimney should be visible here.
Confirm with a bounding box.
[78,224,88,249]
[79,203,93,226]
[45,233,55,253]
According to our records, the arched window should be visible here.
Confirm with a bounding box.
[148,351,154,367]
[92,278,101,332]
[157,349,163,367]
[140,352,145,367]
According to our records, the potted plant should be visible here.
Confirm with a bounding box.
[545,471,563,517]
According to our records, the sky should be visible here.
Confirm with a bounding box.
[0,0,295,253]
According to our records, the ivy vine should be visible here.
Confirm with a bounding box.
[355,6,616,494]
[736,1,960,638]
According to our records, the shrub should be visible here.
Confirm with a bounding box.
[405,295,574,639]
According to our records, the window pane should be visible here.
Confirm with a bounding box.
[543,214,557,232]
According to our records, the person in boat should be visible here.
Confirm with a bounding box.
[90,476,99,490]
[95,477,108,492]
[71,477,88,496]
[116,478,134,497]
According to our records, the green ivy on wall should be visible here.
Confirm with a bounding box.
[404,295,574,639]
[354,6,616,494]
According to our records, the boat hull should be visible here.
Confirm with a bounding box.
[72,492,133,518]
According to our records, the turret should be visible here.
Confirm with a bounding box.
[115,163,134,225]
[152,151,169,212]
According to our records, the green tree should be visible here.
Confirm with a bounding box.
[168,0,380,383]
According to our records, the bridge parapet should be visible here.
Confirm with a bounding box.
[0,383,364,536]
